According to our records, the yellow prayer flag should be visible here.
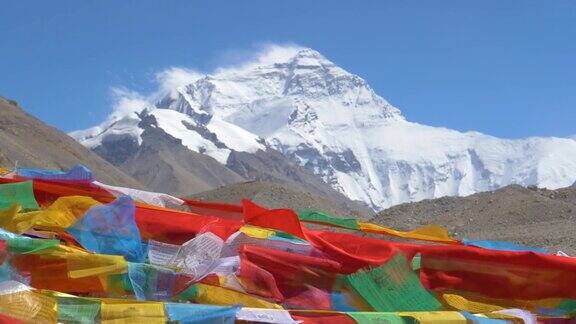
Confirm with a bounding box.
[0,290,58,323]
[399,311,467,323]
[358,222,457,244]
[240,225,276,239]
[196,284,283,309]
[100,299,165,322]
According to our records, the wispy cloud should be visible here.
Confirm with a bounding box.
[155,67,204,98]
[214,43,304,74]
[108,43,305,116]
[108,87,151,120]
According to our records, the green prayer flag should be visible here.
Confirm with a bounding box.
[175,284,199,301]
[345,253,441,312]
[0,181,39,210]
[7,236,60,254]
[411,254,421,271]
[298,210,360,230]
[559,299,576,315]
[347,312,407,324]
[0,228,59,253]
[57,296,101,324]
[272,230,305,241]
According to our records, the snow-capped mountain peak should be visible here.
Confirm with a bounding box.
[71,45,576,210]
[162,48,401,116]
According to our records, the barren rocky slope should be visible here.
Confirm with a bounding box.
[189,180,373,219]
[373,184,576,253]
[0,97,141,187]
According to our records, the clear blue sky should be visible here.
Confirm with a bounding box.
[1,0,574,138]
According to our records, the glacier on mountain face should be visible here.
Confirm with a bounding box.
[71,45,576,210]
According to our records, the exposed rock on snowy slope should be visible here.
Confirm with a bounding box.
[73,107,369,215]
[71,46,576,209]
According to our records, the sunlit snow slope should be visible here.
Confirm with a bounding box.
[71,46,576,209]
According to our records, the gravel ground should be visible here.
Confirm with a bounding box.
[372,184,576,253]
[189,180,374,219]
[191,179,576,253]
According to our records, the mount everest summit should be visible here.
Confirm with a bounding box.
[71,46,576,210]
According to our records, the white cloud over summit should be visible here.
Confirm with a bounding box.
[213,43,304,75]
[155,67,204,98]
[108,87,150,121]
[109,43,305,116]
